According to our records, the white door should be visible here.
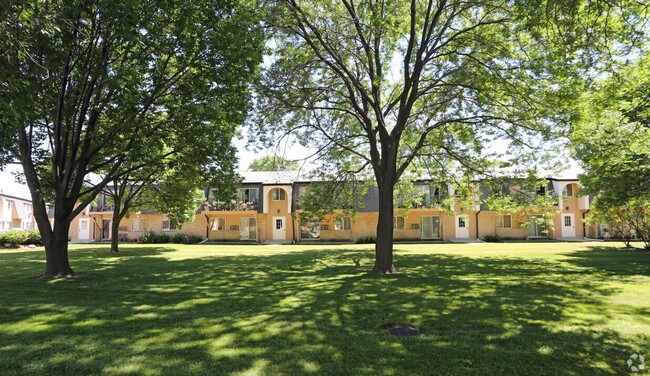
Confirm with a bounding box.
[272,216,285,240]
[78,218,90,240]
[455,215,470,239]
[562,213,576,237]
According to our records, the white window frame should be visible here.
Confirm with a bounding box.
[272,188,287,201]
[131,218,146,232]
[393,216,405,230]
[562,184,574,197]
[498,214,512,228]
[211,217,226,231]
[335,217,351,230]
[162,218,177,231]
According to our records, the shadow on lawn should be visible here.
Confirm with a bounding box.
[0,246,647,375]
[561,246,650,276]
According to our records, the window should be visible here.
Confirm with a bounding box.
[236,188,259,204]
[537,185,547,195]
[335,217,351,230]
[300,221,320,239]
[458,216,467,228]
[527,215,548,237]
[162,218,177,231]
[393,217,405,230]
[420,216,441,239]
[498,214,512,228]
[562,184,574,197]
[211,218,226,231]
[131,218,146,232]
[7,200,14,210]
[564,215,572,227]
[275,219,283,230]
[22,221,33,230]
[272,188,286,201]
[416,185,441,207]
[23,203,32,214]
[297,186,308,209]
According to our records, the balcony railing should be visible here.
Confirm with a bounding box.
[203,202,258,212]
[90,205,114,212]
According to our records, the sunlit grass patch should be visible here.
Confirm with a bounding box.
[0,242,648,375]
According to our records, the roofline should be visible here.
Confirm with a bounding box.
[0,193,32,202]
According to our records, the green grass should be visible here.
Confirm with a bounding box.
[1,242,649,375]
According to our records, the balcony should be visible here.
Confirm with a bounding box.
[90,205,115,212]
[203,201,258,212]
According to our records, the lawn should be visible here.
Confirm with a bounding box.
[0,242,649,375]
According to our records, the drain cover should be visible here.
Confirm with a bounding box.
[388,325,420,337]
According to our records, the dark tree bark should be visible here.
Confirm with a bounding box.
[373,177,397,273]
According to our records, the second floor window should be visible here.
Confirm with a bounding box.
[562,185,574,197]
[236,188,259,204]
[272,188,286,201]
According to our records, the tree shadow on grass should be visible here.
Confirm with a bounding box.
[560,246,650,276]
[0,247,647,375]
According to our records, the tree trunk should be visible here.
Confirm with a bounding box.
[372,178,397,273]
[110,215,121,253]
[43,221,74,278]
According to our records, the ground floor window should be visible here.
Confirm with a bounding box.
[240,218,256,240]
[498,214,512,228]
[211,217,226,231]
[300,221,320,240]
[162,218,177,231]
[393,217,405,230]
[335,217,351,230]
[527,215,548,237]
[420,216,441,239]
[132,218,146,232]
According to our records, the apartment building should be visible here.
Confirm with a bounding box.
[67,170,597,243]
[0,192,36,232]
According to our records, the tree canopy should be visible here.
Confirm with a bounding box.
[0,0,263,276]
[571,53,650,248]
[248,155,299,171]
[252,0,647,272]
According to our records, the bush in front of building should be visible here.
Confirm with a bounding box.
[355,235,376,244]
[138,231,202,245]
[138,231,171,244]
[483,234,502,242]
[0,230,42,248]
[171,233,202,244]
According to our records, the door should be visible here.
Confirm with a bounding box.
[562,213,576,237]
[455,215,470,239]
[240,218,257,240]
[272,216,285,240]
[102,219,111,240]
[78,218,90,240]
[420,216,440,239]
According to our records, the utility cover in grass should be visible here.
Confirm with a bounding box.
[388,325,420,337]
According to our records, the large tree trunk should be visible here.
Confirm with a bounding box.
[372,178,397,273]
[110,193,122,253]
[44,220,74,278]
[110,215,121,253]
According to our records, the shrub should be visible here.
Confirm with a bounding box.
[0,230,41,248]
[483,234,502,243]
[138,231,171,244]
[355,235,376,244]
[171,233,185,244]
